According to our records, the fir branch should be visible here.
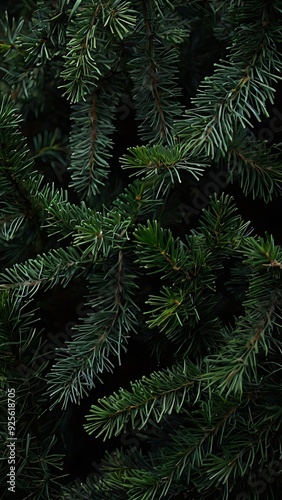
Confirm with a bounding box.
[0,246,87,296]
[60,0,136,103]
[194,193,252,255]
[0,289,65,498]
[127,0,188,143]
[120,143,206,196]
[84,361,200,438]
[202,262,282,396]
[46,251,140,409]
[1,3,282,498]
[225,128,282,201]
[69,86,120,199]
[176,2,282,159]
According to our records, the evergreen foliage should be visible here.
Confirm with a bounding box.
[1,1,282,499]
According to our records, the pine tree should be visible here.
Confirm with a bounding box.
[1,1,282,499]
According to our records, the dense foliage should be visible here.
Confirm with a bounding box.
[1,1,282,499]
